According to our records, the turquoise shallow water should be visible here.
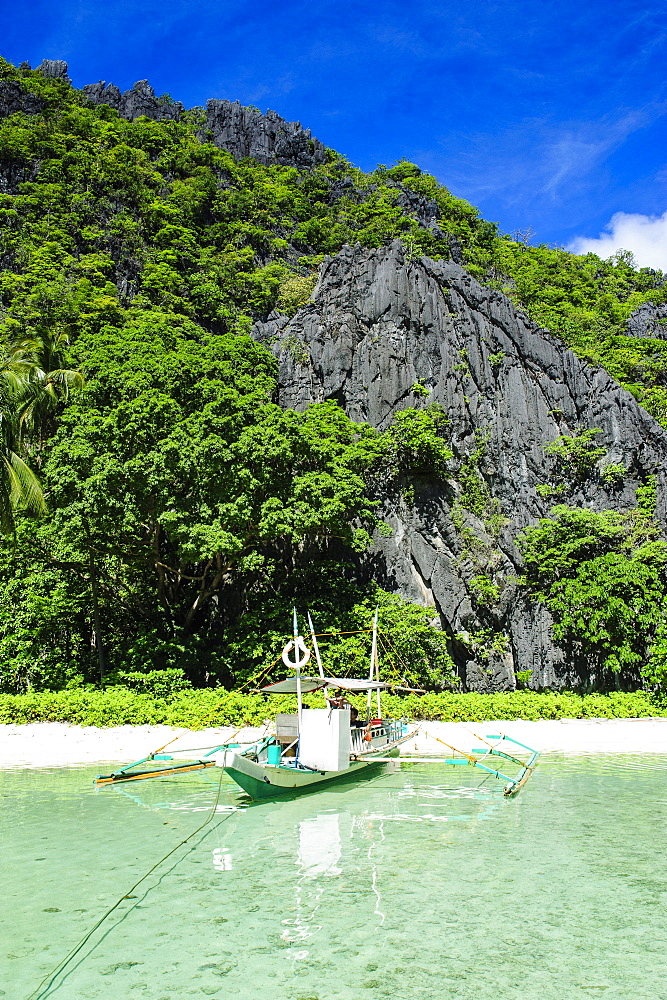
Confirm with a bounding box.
[2,755,667,1000]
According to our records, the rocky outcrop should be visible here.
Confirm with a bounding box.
[626,301,667,340]
[35,59,70,81]
[82,79,185,121]
[254,242,667,690]
[392,184,439,228]
[204,100,327,168]
[83,80,327,168]
[0,160,38,196]
[0,80,45,118]
[1,59,328,170]
[0,60,70,121]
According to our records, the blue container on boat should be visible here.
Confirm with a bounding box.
[267,744,281,766]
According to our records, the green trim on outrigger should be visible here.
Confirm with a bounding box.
[94,736,274,786]
[445,733,540,796]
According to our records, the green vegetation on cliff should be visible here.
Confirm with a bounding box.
[0,56,665,699]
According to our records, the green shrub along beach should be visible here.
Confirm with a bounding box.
[1,688,663,728]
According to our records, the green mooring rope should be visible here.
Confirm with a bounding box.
[27,767,231,1000]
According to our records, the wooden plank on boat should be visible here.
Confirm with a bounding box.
[95,761,216,785]
[503,751,540,797]
[363,756,478,764]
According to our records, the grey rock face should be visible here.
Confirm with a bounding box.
[0,60,69,121]
[0,160,39,197]
[204,100,327,168]
[626,301,667,340]
[82,80,327,168]
[0,80,45,118]
[83,79,185,121]
[3,57,327,168]
[254,242,667,690]
[36,59,70,81]
[392,185,439,227]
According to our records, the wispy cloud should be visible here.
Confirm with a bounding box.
[568,210,667,270]
[433,101,667,211]
[541,105,665,195]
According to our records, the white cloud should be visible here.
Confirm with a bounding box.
[568,210,667,271]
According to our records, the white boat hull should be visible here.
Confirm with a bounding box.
[223,731,416,799]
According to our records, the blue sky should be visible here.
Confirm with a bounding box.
[3,0,667,266]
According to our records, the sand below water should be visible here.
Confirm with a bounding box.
[1,716,667,769]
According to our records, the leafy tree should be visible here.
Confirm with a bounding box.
[383,404,453,477]
[544,428,607,483]
[546,552,666,673]
[644,616,667,685]
[518,499,667,675]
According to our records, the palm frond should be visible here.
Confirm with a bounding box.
[4,452,46,517]
[46,368,85,396]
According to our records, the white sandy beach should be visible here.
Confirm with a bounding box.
[1,716,667,769]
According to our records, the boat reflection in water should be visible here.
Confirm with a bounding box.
[281,812,343,961]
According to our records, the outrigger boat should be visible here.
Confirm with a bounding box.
[221,609,417,799]
[96,610,539,799]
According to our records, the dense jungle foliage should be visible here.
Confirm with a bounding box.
[0,56,666,699]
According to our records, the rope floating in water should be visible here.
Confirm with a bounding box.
[27,769,233,1000]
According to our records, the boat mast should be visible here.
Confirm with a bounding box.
[368,606,380,720]
[307,610,325,679]
[373,606,381,718]
[293,607,303,730]
[307,609,332,712]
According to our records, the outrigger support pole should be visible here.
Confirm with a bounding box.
[502,749,540,797]
[94,734,272,786]
[402,727,540,797]
[95,760,216,785]
[484,734,540,796]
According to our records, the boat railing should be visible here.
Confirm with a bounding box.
[350,718,406,753]
[350,728,366,753]
[385,719,406,742]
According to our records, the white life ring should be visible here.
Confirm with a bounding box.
[281,636,311,670]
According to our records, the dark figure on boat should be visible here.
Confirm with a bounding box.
[350,707,367,728]
[326,690,351,710]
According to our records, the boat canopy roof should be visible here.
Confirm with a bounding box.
[323,677,393,692]
[261,677,422,695]
[260,677,327,694]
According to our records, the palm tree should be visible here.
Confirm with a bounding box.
[0,340,47,533]
[16,328,84,452]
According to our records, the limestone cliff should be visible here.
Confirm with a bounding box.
[0,60,327,171]
[82,79,185,122]
[82,80,327,168]
[626,301,667,340]
[254,242,667,690]
[2,56,665,690]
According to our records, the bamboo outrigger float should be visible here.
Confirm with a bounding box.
[96,610,539,799]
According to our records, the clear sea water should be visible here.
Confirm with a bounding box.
[2,755,666,1000]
